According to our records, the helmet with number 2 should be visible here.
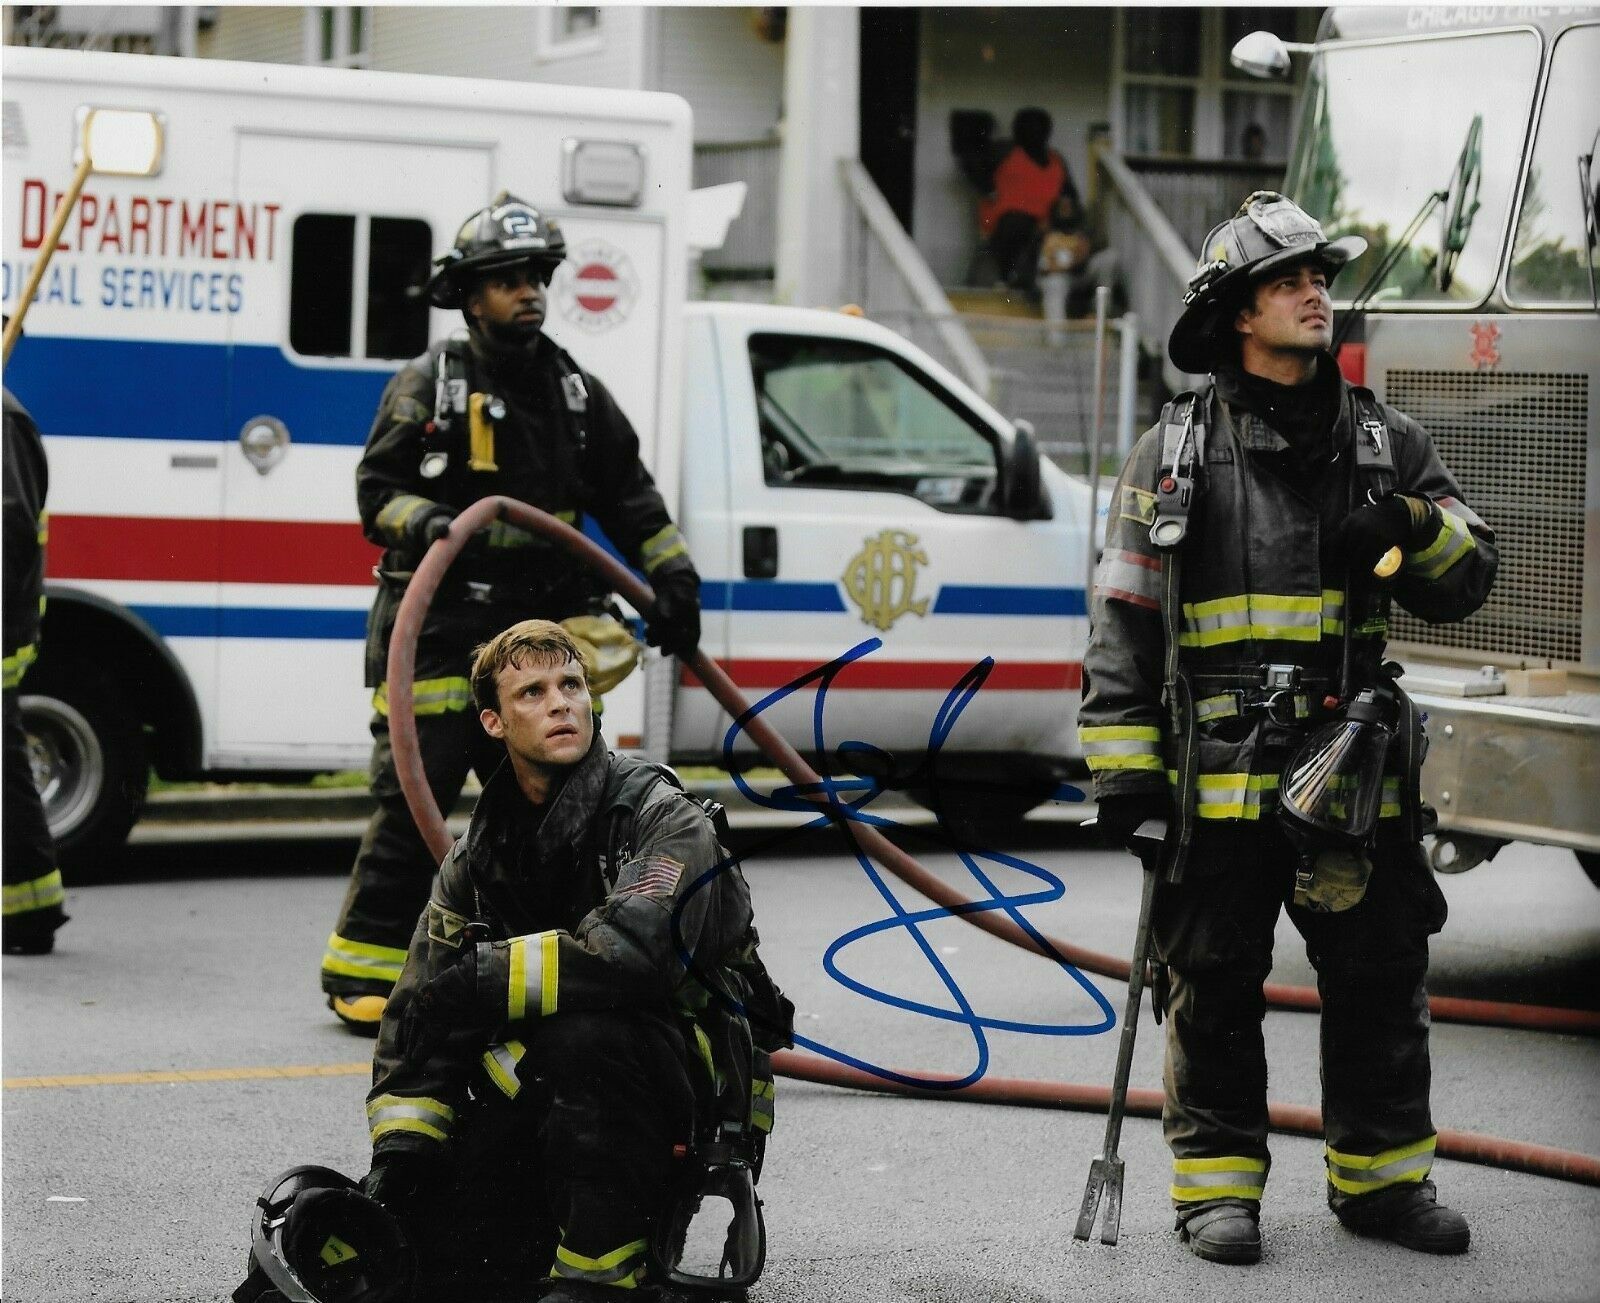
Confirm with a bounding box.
[426,191,568,308]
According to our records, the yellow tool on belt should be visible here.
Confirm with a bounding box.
[468,393,499,472]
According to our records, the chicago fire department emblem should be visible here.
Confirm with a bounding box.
[554,239,639,334]
[1468,320,1501,371]
[842,530,929,632]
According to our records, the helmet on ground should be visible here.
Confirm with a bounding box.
[1167,190,1367,373]
[426,191,567,309]
[232,1166,413,1303]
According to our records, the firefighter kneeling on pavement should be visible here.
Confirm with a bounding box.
[322,192,702,1034]
[362,619,791,1301]
[1079,192,1497,1264]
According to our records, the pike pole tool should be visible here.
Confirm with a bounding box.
[1073,818,1168,1246]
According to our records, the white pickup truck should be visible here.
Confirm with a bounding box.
[3,48,1097,860]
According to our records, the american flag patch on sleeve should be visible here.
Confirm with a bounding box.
[616,855,684,898]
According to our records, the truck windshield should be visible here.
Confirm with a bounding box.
[1289,29,1540,307]
[749,334,998,509]
[1507,23,1600,305]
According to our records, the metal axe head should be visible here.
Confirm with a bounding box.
[1073,1155,1125,1245]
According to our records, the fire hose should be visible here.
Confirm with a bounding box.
[388,495,1600,1187]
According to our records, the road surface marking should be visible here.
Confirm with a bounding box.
[4,1063,370,1089]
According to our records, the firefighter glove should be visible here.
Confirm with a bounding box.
[361,1151,436,1217]
[411,504,457,548]
[399,945,490,1060]
[645,569,702,659]
[1096,791,1169,859]
[1332,493,1438,575]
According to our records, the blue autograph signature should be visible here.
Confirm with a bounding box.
[671,638,1115,1089]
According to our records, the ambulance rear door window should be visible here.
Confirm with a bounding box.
[289,213,431,360]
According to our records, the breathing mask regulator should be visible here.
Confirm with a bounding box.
[650,1131,767,1293]
[1278,682,1400,912]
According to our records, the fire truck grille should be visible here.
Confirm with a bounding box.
[1384,368,1587,664]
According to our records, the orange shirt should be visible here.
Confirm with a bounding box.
[979,147,1068,235]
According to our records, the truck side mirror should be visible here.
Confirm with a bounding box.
[998,421,1053,521]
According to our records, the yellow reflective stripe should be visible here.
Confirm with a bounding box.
[1405,508,1475,581]
[372,677,474,718]
[507,931,559,1021]
[321,934,408,983]
[2,643,38,690]
[1081,724,1164,772]
[541,931,560,1017]
[1325,1135,1435,1194]
[1171,1154,1268,1202]
[508,936,528,1022]
[1321,588,1345,636]
[640,524,688,574]
[366,1093,455,1144]
[1178,593,1322,647]
[2,868,65,916]
[1194,693,1240,722]
[481,1040,526,1099]
[551,1238,649,1287]
[751,1078,776,1133]
[375,494,437,540]
[690,1023,718,1086]
[1167,771,1280,820]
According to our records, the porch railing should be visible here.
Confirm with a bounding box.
[839,158,990,398]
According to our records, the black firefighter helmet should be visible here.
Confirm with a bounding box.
[232,1165,413,1303]
[1167,190,1367,374]
[426,191,567,309]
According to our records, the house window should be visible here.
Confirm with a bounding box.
[305,6,369,68]
[1116,7,1302,161]
[537,6,603,61]
[289,213,431,361]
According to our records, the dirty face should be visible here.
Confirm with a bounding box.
[479,652,593,779]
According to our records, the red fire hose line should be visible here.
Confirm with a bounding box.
[770,1050,1600,1188]
[387,496,1600,1186]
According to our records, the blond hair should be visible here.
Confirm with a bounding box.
[470,619,587,712]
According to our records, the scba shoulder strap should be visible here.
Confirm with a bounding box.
[1149,389,1208,550]
[1348,384,1398,498]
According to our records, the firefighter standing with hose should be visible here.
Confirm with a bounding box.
[1078,193,1497,1264]
[321,193,702,1033]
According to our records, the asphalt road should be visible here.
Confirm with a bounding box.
[4,818,1599,1303]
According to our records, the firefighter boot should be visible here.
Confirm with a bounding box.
[1177,1200,1262,1265]
[1335,1180,1469,1254]
[329,992,387,1036]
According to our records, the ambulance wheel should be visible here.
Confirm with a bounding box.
[20,668,148,870]
[1578,852,1600,890]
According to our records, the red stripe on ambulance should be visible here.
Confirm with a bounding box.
[46,515,378,585]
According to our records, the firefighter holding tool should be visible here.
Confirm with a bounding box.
[321,194,702,1034]
[1078,192,1497,1264]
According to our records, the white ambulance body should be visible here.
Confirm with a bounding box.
[3,49,1096,857]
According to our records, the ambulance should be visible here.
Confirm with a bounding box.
[3,48,1098,861]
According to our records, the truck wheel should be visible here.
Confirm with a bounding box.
[20,670,148,869]
[1577,852,1600,890]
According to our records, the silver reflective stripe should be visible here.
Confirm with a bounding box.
[1406,508,1475,581]
[1096,549,1162,608]
[366,1094,455,1143]
[1325,1136,1436,1195]
[1172,1166,1267,1191]
[1194,693,1239,722]
[550,1239,649,1286]
[482,1040,526,1099]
